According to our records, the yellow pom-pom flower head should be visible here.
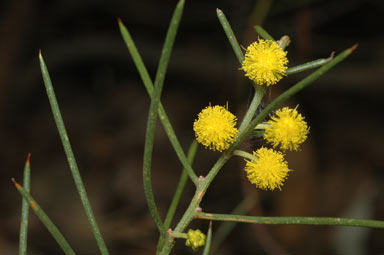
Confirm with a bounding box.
[245,147,290,191]
[193,105,238,151]
[264,107,309,151]
[242,39,288,86]
[185,229,206,251]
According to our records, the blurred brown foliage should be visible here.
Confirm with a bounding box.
[1,0,384,254]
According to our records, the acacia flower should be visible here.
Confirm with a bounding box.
[185,229,206,251]
[242,39,288,86]
[244,147,290,191]
[264,107,309,151]
[193,105,238,151]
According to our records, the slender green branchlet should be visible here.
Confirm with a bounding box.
[12,179,76,255]
[39,52,109,255]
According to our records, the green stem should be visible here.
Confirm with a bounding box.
[286,52,335,75]
[157,140,198,253]
[202,221,213,255]
[39,52,109,255]
[238,86,266,134]
[160,156,228,254]
[196,212,384,228]
[254,25,275,41]
[12,179,76,255]
[18,154,31,255]
[143,0,185,233]
[118,15,198,186]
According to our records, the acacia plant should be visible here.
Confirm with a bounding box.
[13,1,384,254]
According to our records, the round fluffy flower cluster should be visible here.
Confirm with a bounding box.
[242,39,288,86]
[193,105,238,152]
[185,229,206,251]
[264,107,309,151]
[244,147,290,191]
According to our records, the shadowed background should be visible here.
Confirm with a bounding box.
[1,0,384,254]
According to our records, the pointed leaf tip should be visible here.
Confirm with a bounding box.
[216,8,222,13]
[26,153,31,165]
[38,49,43,60]
[11,178,21,188]
[117,17,122,24]
[349,44,358,52]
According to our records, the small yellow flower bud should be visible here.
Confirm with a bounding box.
[185,229,206,251]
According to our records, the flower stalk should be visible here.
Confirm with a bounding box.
[232,150,256,161]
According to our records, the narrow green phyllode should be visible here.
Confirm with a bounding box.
[12,179,76,255]
[216,9,244,64]
[196,212,384,228]
[286,53,335,75]
[39,52,110,255]
[118,17,198,185]
[254,25,275,41]
[18,154,31,255]
[142,0,185,233]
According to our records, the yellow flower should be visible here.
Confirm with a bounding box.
[185,229,206,251]
[264,107,309,151]
[193,105,238,151]
[244,147,290,191]
[242,39,288,86]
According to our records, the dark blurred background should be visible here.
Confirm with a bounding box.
[1,0,384,254]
